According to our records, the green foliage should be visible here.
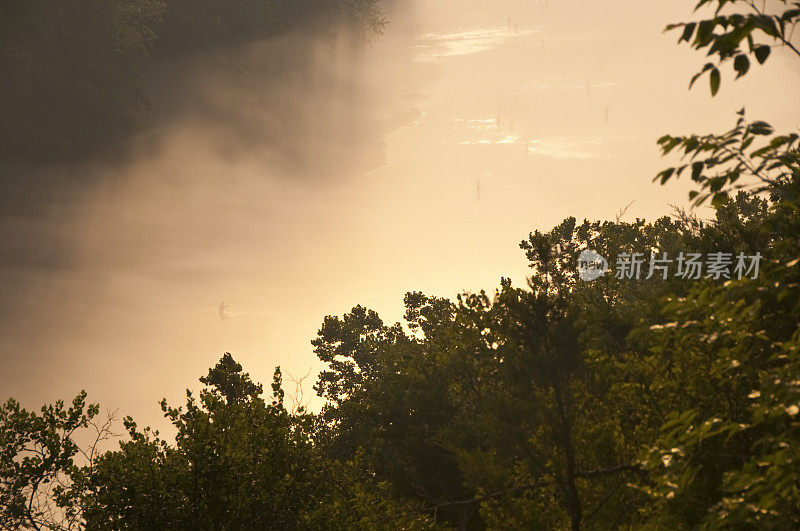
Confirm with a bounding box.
[198,352,263,404]
[312,301,475,526]
[76,357,318,528]
[646,5,800,524]
[309,210,769,528]
[65,353,429,529]
[639,225,800,527]
[665,0,800,95]
[0,391,99,529]
[655,110,800,208]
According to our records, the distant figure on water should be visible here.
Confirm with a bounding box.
[604,105,611,125]
[219,301,228,321]
[477,179,481,202]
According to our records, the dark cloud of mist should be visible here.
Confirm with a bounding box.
[142,31,388,177]
[0,22,399,272]
[0,10,426,413]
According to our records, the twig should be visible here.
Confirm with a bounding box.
[615,200,636,222]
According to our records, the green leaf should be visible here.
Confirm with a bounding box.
[656,168,676,184]
[754,45,770,64]
[696,19,716,46]
[782,9,800,23]
[709,67,721,96]
[733,54,750,78]
[753,15,779,37]
[691,161,704,180]
[711,192,729,207]
[680,22,697,42]
[749,121,774,136]
[690,63,715,89]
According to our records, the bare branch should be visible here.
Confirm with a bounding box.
[615,200,636,222]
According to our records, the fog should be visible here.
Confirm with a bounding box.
[1,0,799,428]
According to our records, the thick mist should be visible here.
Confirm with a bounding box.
[0,14,414,419]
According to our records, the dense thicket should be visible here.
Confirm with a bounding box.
[0,0,384,163]
[1,0,799,529]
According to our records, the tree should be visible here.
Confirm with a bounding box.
[312,302,475,527]
[77,355,314,528]
[641,0,800,526]
[0,391,103,530]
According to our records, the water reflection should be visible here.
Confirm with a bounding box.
[416,26,538,62]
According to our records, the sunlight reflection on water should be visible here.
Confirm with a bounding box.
[415,26,539,62]
[444,115,627,159]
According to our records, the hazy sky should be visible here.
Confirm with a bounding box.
[1,0,799,428]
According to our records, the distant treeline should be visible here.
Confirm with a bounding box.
[0,0,384,164]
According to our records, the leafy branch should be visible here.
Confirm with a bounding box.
[655,110,800,207]
[665,0,800,95]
